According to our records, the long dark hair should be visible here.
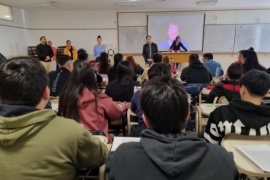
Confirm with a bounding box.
[58,61,100,121]
[116,61,134,86]
[243,47,266,73]
[99,52,110,74]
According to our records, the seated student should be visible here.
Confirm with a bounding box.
[130,63,172,136]
[106,77,238,180]
[162,55,176,74]
[141,53,162,83]
[58,61,130,143]
[0,57,108,180]
[242,47,267,73]
[105,61,135,102]
[96,52,111,74]
[202,53,224,77]
[126,56,144,75]
[49,55,73,97]
[181,53,212,84]
[205,63,244,103]
[108,53,123,82]
[204,70,270,144]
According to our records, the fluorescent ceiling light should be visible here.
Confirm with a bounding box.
[196,0,218,6]
[116,2,136,7]
[4,15,10,18]
[32,3,56,8]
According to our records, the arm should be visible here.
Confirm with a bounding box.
[105,98,130,120]
[36,45,46,60]
[169,41,175,50]
[142,44,147,61]
[180,42,188,51]
[219,65,224,76]
[131,91,139,113]
[77,126,109,168]
[93,46,96,59]
[64,47,69,56]
[154,43,159,53]
[180,68,187,81]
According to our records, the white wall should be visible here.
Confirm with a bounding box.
[0,8,29,58]
[27,10,118,59]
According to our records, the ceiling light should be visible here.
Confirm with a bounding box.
[196,0,218,6]
[116,2,136,7]
[4,15,10,18]
[32,3,56,8]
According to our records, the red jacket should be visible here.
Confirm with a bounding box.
[78,88,129,143]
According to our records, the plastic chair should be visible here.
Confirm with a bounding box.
[218,96,229,105]
[127,108,138,134]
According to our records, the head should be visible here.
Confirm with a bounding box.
[116,61,134,85]
[146,35,152,44]
[125,56,136,69]
[66,40,71,47]
[240,70,270,103]
[226,63,244,81]
[113,53,123,67]
[47,41,52,46]
[238,50,248,63]
[162,56,170,64]
[97,35,102,44]
[175,36,181,42]
[141,77,189,133]
[152,53,162,63]
[202,53,213,62]
[40,36,47,44]
[58,61,98,121]
[189,53,200,64]
[0,57,49,109]
[77,48,88,61]
[242,47,261,72]
[56,54,73,72]
[148,63,172,80]
[99,52,109,74]
[167,23,179,41]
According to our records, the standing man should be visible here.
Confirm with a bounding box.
[142,35,158,66]
[36,36,54,73]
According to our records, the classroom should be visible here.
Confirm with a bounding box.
[1,0,270,180]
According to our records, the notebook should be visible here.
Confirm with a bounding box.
[111,137,140,151]
[236,144,270,172]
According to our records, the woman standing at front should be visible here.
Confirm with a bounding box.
[170,36,188,52]
[93,35,106,61]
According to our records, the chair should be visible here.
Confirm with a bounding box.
[108,109,127,136]
[218,96,229,105]
[127,108,138,134]
[195,105,209,137]
[221,134,270,180]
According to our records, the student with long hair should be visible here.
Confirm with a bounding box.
[105,61,135,102]
[126,56,144,75]
[97,52,111,74]
[162,55,176,74]
[108,53,123,82]
[58,61,129,143]
[242,47,266,73]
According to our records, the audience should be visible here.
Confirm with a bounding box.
[204,70,270,144]
[0,57,108,179]
[126,56,144,75]
[241,47,266,73]
[205,63,244,103]
[58,61,129,143]
[141,53,163,83]
[96,52,111,74]
[130,63,172,136]
[181,53,212,84]
[105,61,135,102]
[106,77,238,180]
[49,55,73,97]
[64,40,78,60]
[203,53,224,77]
[162,55,176,74]
[108,53,123,82]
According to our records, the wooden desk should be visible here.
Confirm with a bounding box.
[161,52,191,63]
[199,103,225,116]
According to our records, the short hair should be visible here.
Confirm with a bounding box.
[189,53,200,63]
[148,63,171,80]
[57,54,72,66]
[140,77,189,133]
[40,36,45,41]
[146,35,151,39]
[66,40,71,44]
[152,53,162,63]
[227,63,244,80]
[77,48,88,60]
[0,57,48,106]
[203,53,213,60]
[113,53,123,67]
[240,70,270,97]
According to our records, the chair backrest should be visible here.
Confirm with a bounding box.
[218,96,229,105]
[127,108,138,135]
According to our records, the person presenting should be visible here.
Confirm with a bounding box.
[142,35,158,65]
[93,35,106,61]
[170,36,188,52]
[36,36,54,73]
[64,40,78,60]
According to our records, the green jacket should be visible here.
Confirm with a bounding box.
[0,105,108,180]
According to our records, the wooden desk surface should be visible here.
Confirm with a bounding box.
[161,52,191,63]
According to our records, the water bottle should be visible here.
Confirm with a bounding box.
[215,67,219,78]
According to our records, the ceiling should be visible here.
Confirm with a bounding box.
[0,0,270,11]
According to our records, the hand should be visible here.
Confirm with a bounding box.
[45,56,50,61]
[147,59,152,62]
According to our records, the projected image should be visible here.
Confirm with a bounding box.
[148,14,205,51]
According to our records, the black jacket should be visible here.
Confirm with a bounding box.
[106,129,238,180]
[49,67,71,97]
[170,40,188,51]
[181,61,212,83]
[36,44,54,61]
[105,80,135,102]
[142,43,158,61]
[204,99,270,144]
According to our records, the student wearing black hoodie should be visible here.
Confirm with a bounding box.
[181,53,212,83]
[204,70,270,144]
[106,77,238,180]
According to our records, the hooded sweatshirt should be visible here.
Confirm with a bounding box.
[106,129,238,180]
[0,104,108,180]
[181,61,212,83]
[204,98,270,144]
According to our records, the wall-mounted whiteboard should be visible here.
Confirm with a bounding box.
[203,25,235,52]
[234,24,270,52]
[119,26,147,53]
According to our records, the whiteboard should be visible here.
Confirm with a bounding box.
[119,27,147,53]
[234,24,270,52]
[203,25,235,52]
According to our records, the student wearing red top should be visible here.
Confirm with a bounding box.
[58,61,129,143]
[48,40,57,61]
